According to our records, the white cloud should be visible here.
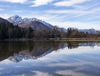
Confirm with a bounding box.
[55,70,89,76]
[48,61,95,67]
[0,68,4,70]
[14,10,23,13]
[0,5,10,7]
[24,10,100,30]
[0,0,54,6]
[0,0,28,4]
[46,5,100,15]
[31,71,53,76]
[37,15,58,21]
[0,9,4,11]
[14,66,29,67]
[54,0,90,7]
[30,0,54,7]
[13,74,25,76]
[0,14,11,19]
[37,17,49,20]
[45,6,100,28]
[46,9,91,14]
[48,21,100,30]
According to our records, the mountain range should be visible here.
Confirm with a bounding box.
[7,15,53,29]
[0,15,100,34]
[67,27,99,34]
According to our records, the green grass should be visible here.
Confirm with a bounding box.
[32,38,100,42]
[56,38,100,41]
[58,40,100,41]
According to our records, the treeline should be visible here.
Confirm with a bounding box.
[0,23,100,40]
[0,23,25,40]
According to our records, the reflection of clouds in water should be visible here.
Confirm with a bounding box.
[13,74,25,76]
[14,66,30,68]
[47,62,96,67]
[1,44,100,64]
[36,46,100,63]
[13,71,54,76]
[46,46,100,58]
[0,68,4,70]
[59,46,100,55]
[55,70,89,76]
[31,71,53,76]
[48,60,100,76]
[0,42,100,76]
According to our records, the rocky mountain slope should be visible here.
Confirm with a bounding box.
[18,21,51,30]
[7,15,53,29]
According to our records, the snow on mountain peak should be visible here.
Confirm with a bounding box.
[7,15,53,28]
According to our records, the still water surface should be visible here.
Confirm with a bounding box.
[0,41,100,76]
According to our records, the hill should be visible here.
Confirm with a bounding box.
[18,21,51,30]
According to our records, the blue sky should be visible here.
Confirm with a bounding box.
[0,0,100,30]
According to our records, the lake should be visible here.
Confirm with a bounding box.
[0,41,100,76]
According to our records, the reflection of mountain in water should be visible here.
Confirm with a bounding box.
[8,42,68,62]
[0,41,100,62]
[67,41,99,49]
[0,41,67,62]
[8,48,53,63]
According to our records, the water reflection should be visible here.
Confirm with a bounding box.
[0,41,100,76]
[0,41,100,62]
[0,41,67,62]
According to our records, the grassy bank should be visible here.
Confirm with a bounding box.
[55,38,100,41]
[32,38,100,42]
[1,38,100,42]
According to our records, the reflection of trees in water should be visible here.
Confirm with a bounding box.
[67,41,79,49]
[0,41,67,61]
[67,41,99,49]
[0,41,99,61]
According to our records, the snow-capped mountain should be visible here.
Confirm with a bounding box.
[7,15,53,29]
[67,27,99,34]
[79,29,97,34]
[7,15,100,33]
[8,48,53,63]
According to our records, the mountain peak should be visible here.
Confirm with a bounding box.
[7,15,53,29]
[9,15,21,19]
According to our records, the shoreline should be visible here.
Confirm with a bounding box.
[56,38,100,41]
[0,38,100,41]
